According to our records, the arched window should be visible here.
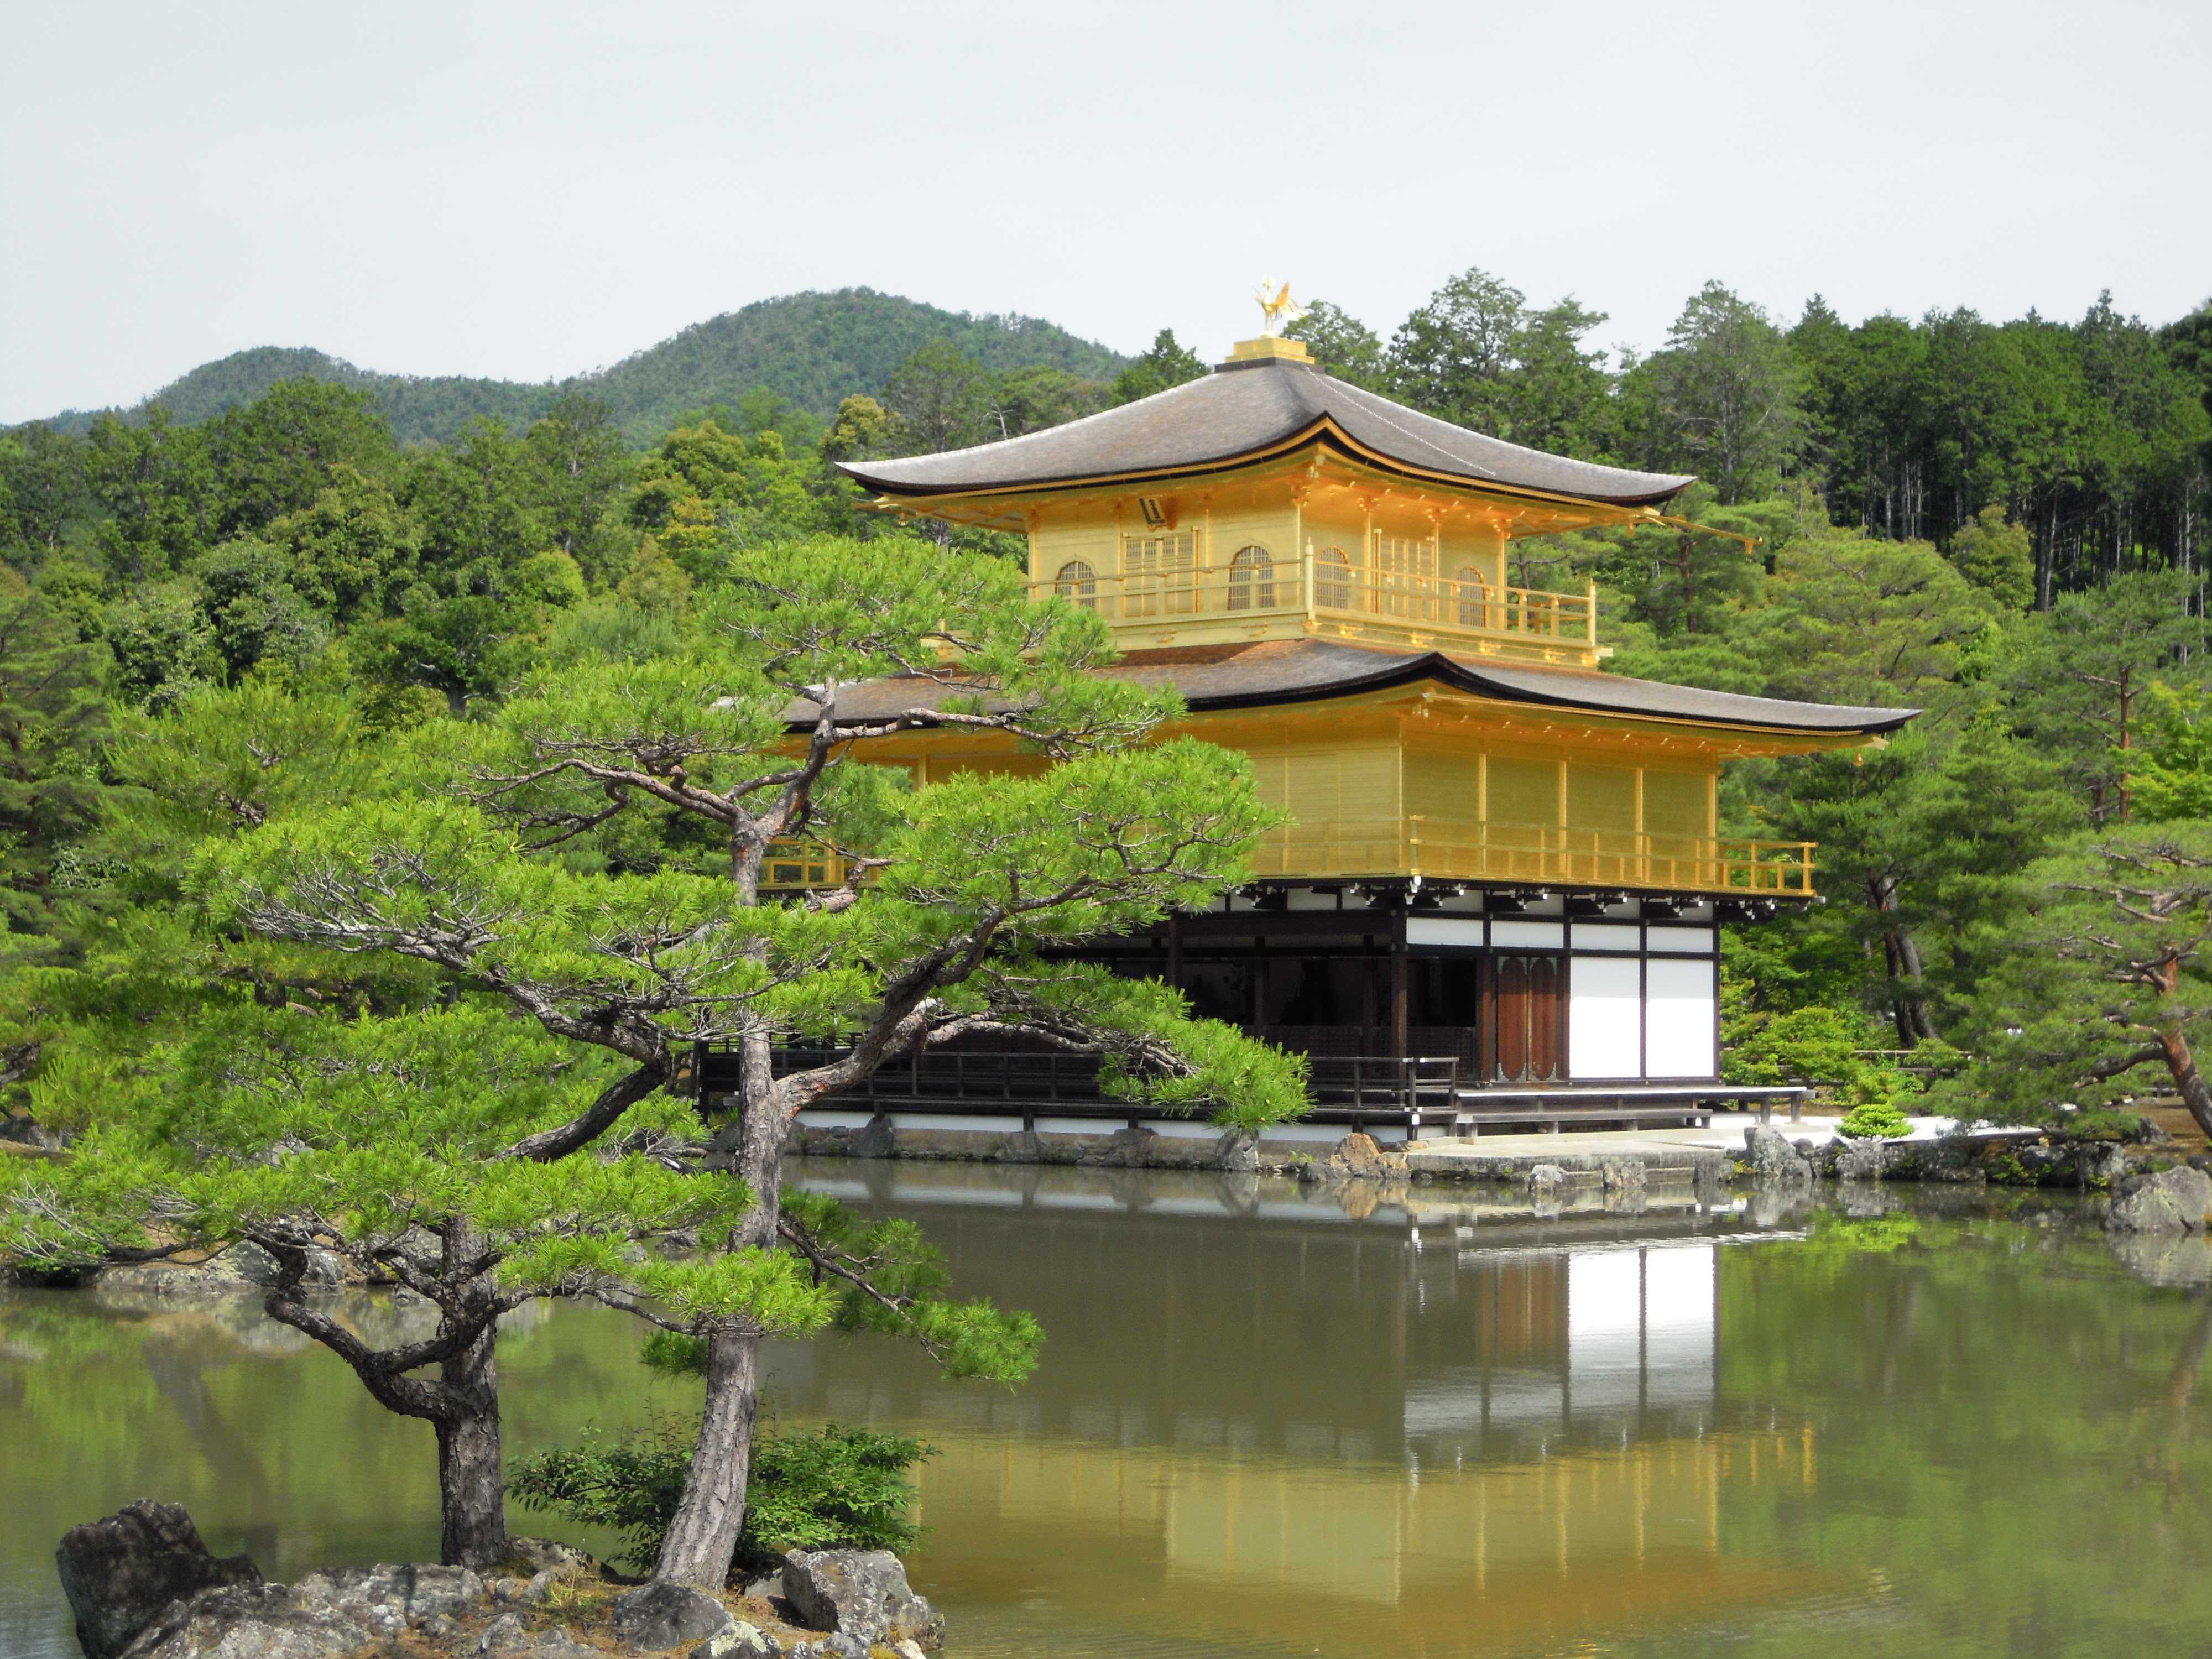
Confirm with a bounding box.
[1313,545,1353,610]
[1453,564,1491,629]
[1053,559,1097,610]
[1225,544,1275,611]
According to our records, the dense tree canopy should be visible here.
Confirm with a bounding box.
[9,268,2212,1120]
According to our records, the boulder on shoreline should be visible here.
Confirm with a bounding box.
[1744,1125,1814,1185]
[121,1565,486,1658]
[56,1500,263,1659]
[782,1548,944,1651]
[57,1501,946,1657]
[2109,1165,2212,1235]
[612,1580,737,1649]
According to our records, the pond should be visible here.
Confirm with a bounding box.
[6,1162,2212,1658]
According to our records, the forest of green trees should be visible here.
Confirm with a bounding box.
[6,267,2212,1129]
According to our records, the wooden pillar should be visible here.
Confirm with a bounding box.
[1165,917,1183,993]
[1390,945,1410,1058]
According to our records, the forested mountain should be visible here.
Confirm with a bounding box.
[32,289,1130,446]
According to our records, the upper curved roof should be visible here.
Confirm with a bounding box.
[784,639,1917,739]
[838,355,1695,508]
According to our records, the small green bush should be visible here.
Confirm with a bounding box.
[510,1418,930,1579]
[1836,1098,1914,1140]
[1723,1002,1914,1105]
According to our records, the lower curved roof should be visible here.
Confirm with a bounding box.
[786,639,1916,738]
[839,355,1694,508]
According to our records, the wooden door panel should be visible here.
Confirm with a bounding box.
[1496,957,1528,1081]
[1528,958,1559,1081]
[1489,954,1562,1083]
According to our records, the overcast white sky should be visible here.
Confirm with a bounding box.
[4,0,2206,424]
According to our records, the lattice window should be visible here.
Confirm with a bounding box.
[1123,531,1196,617]
[1373,532,1438,617]
[1313,544,1353,609]
[1053,559,1097,609]
[1226,544,1275,611]
[1453,563,1491,628]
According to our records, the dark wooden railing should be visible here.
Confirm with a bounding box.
[698,1045,1459,1131]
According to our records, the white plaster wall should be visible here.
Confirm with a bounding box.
[1568,956,1642,1078]
[1645,958,1718,1078]
[1407,916,1485,947]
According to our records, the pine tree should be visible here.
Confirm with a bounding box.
[8,533,1306,1589]
[0,575,117,961]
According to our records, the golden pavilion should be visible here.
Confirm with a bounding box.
[810,322,1912,1131]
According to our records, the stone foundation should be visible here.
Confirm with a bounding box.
[787,1114,1333,1176]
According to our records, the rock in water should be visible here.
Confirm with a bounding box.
[1329,1133,1402,1181]
[1526,1164,1567,1206]
[612,1581,737,1650]
[1834,1139,1890,1182]
[2109,1165,2212,1234]
[1213,1126,1260,1172]
[1744,1125,1814,1185]
[55,1500,263,1659]
[2078,1141,2130,1187]
[782,1549,944,1649]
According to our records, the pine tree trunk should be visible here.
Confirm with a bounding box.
[2157,1026,2212,1142]
[1871,876,1936,1047]
[656,1036,785,1587]
[1895,930,1938,1042]
[434,1315,511,1568]
[652,1324,762,1586]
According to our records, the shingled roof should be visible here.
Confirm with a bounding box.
[786,639,1916,738]
[838,354,1694,507]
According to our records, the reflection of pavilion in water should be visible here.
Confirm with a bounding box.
[773,1167,1820,1651]
[1411,1240,1724,1461]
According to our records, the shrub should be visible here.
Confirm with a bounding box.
[510,1417,930,1579]
[1836,1098,1914,1140]
[1723,1001,1911,1105]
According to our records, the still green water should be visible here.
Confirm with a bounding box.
[6,1163,2212,1658]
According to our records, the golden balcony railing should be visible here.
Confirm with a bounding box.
[1034,551,1598,657]
[1246,817,1816,896]
[759,839,855,893]
[766,823,1814,899]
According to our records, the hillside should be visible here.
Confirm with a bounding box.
[36,289,1130,445]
